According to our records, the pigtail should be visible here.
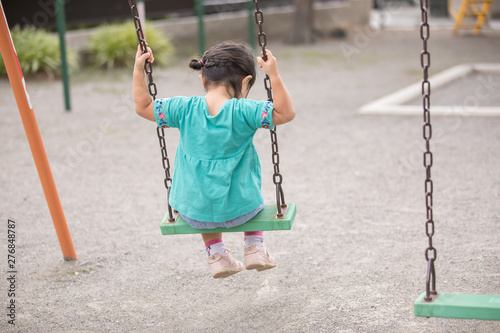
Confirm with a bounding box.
[189,59,204,70]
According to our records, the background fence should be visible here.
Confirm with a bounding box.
[3,0,295,29]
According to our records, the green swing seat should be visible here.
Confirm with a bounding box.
[160,203,296,235]
[414,292,500,321]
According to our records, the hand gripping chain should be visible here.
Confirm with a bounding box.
[128,0,175,222]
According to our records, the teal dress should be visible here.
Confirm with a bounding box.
[153,96,274,226]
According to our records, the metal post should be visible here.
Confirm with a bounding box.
[195,0,205,54]
[55,0,71,111]
[0,2,77,261]
[247,0,255,51]
[136,0,146,31]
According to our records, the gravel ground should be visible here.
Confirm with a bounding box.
[1,15,499,333]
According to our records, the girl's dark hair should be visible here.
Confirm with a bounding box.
[189,42,256,98]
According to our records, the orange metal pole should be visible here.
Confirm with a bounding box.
[0,3,77,260]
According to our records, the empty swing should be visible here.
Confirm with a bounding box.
[413,0,500,321]
[128,0,296,235]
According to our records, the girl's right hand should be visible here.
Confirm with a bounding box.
[134,44,154,72]
[257,49,278,78]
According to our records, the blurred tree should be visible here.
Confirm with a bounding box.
[287,0,314,44]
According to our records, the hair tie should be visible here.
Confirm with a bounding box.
[199,60,204,67]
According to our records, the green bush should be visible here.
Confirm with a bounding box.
[0,26,76,77]
[87,21,173,69]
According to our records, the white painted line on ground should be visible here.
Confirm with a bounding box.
[359,63,500,116]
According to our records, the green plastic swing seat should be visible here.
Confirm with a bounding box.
[160,203,296,235]
[414,292,500,320]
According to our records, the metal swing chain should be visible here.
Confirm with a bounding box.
[128,0,175,221]
[419,0,437,300]
[253,0,286,217]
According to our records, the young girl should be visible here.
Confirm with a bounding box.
[133,42,295,278]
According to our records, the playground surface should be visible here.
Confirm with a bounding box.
[1,8,500,333]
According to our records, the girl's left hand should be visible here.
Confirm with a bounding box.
[257,49,278,78]
[134,44,154,71]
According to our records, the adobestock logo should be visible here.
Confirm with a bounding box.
[20,0,72,28]
[386,72,500,189]
[339,2,403,63]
